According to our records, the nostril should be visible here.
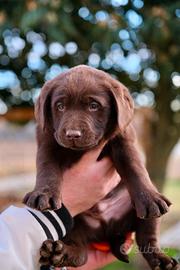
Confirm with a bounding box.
[66,129,82,139]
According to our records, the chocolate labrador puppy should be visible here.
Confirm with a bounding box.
[24,65,179,269]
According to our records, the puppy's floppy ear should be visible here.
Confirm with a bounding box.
[110,81,134,132]
[34,81,52,131]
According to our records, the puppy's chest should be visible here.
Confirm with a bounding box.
[57,142,111,169]
[58,148,85,169]
[82,187,132,229]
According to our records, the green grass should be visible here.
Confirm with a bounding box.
[162,179,180,231]
[100,179,180,270]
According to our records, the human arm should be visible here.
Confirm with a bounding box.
[62,145,120,216]
[0,147,120,270]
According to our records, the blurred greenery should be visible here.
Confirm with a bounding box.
[0,0,179,186]
[162,179,180,230]
[102,247,180,270]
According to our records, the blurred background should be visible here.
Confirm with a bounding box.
[0,0,179,269]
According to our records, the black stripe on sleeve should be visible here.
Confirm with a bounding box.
[54,204,74,234]
[42,211,63,240]
[28,210,54,240]
[40,266,51,270]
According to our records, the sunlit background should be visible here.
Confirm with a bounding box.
[0,0,179,269]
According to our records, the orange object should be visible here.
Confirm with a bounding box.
[91,232,133,252]
[91,242,110,252]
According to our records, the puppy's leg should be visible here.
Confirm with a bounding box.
[110,128,171,219]
[109,235,130,263]
[39,239,87,268]
[136,218,180,270]
[23,141,62,211]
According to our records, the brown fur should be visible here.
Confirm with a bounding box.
[24,65,179,269]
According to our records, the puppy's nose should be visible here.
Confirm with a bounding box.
[65,129,82,139]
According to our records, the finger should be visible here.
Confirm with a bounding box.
[106,166,119,180]
[110,173,121,188]
[100,165,120,185]
[93,157,113,173]
[103,174,121,194]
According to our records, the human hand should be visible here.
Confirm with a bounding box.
[54,235,134,270]
[62,145,120,217]
[55,247,116,270]
[70,248,116,270]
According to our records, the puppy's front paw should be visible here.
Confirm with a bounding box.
[23,188,61,211]
[39,240,87,267]
[134,190,171,219]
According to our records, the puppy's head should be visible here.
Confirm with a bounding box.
[35,65,134,150]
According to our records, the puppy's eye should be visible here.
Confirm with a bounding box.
[89,101,100,111]
[57,102,65,111]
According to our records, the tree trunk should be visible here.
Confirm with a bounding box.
[145,140,173,191]
[135,108,179,191]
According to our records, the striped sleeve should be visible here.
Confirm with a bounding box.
[0,205,73,270]
[27,204,74,241]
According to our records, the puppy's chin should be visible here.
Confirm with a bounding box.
[54,135,98,151]
[59,141,98,151]
[66,144,98,151]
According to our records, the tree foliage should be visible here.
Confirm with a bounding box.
[0,0,179,185]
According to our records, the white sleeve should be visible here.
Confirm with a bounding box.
[0,205,73,270]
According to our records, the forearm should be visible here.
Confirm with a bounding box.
[0,205,73,270]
